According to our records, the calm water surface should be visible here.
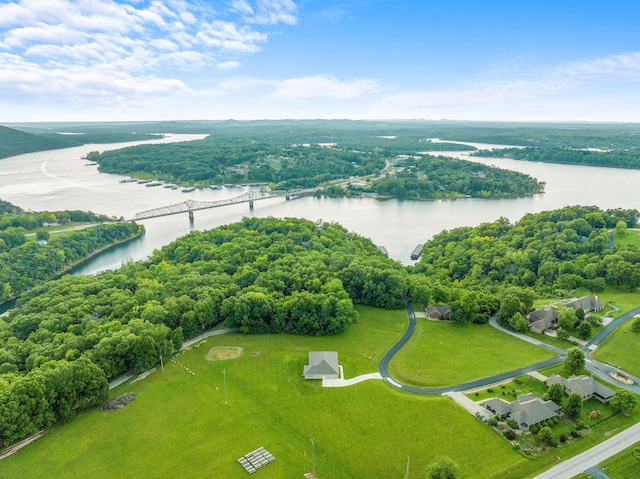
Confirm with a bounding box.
[0,135,638,273]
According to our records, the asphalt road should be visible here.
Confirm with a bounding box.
[378,301,640,477]
[531,420,640,479]
[378,304,564,395]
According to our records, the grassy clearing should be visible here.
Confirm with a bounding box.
[388,321,555,387]
[466,375,547,402]
[592,319,640,378]
[0,306,525,479]
[525,332,579,351]
[614,229,640,249]
[594,441,640,479]
[3,306,638,479]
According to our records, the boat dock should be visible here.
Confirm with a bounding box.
[410,243,424,260]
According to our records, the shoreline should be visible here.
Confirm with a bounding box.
[0,225,144,311]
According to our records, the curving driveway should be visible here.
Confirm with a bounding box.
[379,302,639,395]
[378,301,640,478]
[378,303,564,395]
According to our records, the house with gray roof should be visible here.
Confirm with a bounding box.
[484,393,560,431]
[563,295,604,313]
[526,308,560,334]
[425,305,452,320]
[303,352,340,380]
[546,374,615,403]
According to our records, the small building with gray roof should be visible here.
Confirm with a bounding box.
[484,393,560,431]
[546,374,615,403]
[303,352,340,380]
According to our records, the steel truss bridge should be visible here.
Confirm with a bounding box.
[129,189,306,221]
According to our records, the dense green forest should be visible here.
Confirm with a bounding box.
[0,125,162,160]
[12,120,640,151]
[10,119,640,149]
[0,201,143,302]
[414,205,639,295]
[94,141,387,188]
[473,146,640,169]
[2,207,639,447]
[0,217,407,446]
[327,154,542,199]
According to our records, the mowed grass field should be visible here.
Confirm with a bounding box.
[388,320,556,387]
[592,315,640,378]
[0,307,527,479]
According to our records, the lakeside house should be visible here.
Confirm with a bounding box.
[526,307,559,334]
[303,352,340,380]
[484,393,560,431]
[562,295,604,313]
[546,374,615,403]
[425,305,452,320]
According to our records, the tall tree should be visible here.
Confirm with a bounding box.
[610,391,638,416]
[547,382,564,405]
[426,456,460,479]
[564,347,585,376]
[565,392,582,419]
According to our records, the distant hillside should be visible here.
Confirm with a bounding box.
[0,125,78,159]
[0,126,163,160]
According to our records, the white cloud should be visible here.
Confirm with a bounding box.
[217,60,241,70]
[231,0,298,25]
[0,0,299,109]
[560,51,640,82]
[369,50,640,120]
[267,75,379,100]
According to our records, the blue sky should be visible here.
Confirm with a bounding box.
[1,0,639,122]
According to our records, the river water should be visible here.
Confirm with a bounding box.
[0,135,638,273]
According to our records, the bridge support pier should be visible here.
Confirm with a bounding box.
[188,211,194,220]
[249,201,254,209]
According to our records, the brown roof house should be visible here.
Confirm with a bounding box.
[526,307,560,334]
[425,305,452,320]
[546,374,615,403]
[484,393,561,431]
[563,296,604,312]
[303,352,340,379]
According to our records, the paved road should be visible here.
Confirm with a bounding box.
[378,301,640,478]
[378,303,564,394]
[531,420,640,479]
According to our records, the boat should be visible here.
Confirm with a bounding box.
[224,184,240,188]
[182,187,196,193]
[146,181,163,187]
[84,162,97,166]
[137,179,152,184]
[163,183,178,189]
[208,185,222,190]
[119,178,138,183]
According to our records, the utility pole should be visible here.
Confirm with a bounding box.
[223,368,228,406]
[405,455,410,479]
[311,438,316,478]
[159,354,164,373]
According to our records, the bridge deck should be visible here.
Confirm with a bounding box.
[129,189,305,221]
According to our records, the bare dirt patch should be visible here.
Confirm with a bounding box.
[206,346,243,362]
[249,351,261,357]
[101,393,137,411]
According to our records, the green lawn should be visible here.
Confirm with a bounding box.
[592,317,640,378]
[572,444,640,479]
[466,374,548,402]
[596,442,640,479]
[0,307,525,479]
[614,229,640,249]
[388,321,556,387]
